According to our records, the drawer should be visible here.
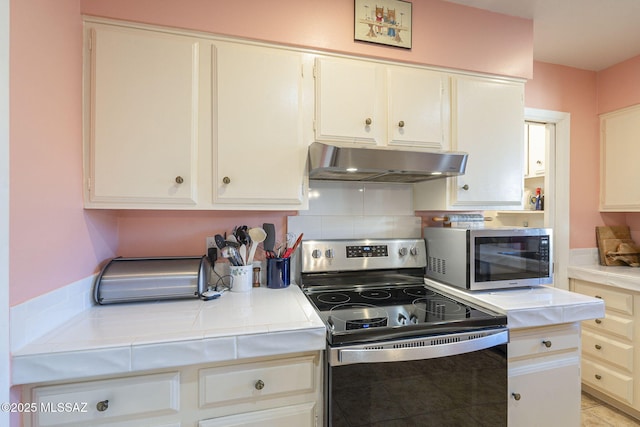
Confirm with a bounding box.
[583,312,633,341]
[573,281,633,315]
[582,358,633,405]
[32,372,180,426]
[509,323,580,359]
[199,402,316,427]
[199,355,316,408]
[582,329,633,372]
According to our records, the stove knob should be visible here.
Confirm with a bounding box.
[399,247,408,257]
[312,249,322,258]
[325,249,335,259]
[409,314,418,324]
[397,313,407,325]
[410,247,418,256]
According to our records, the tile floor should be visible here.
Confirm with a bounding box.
[582,392,640,426]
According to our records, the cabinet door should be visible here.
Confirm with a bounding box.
[450,76,524,209]
[214,43,306,206]
[600,105,640,211]
[314,57,384,146]
[387,66,449,149]
[86,24,203,207]
[509,357,580,427]
[199,402,316,427]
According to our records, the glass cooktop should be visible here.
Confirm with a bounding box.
[304,284,507,345]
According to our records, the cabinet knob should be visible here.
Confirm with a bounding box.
[536,160,542,165]
[365,118,372,126]
[511,393,521,401]
[542,340,552,348]
[595,374,602,380]
[96,400,109,412]
[595,344,602,350]
[398,120,405,128]
[461,184,469,191]
[255,379,265,390]
[223,176,231,184]
[175,176,184,184]
[595,319,602,324]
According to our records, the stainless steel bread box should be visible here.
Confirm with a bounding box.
[94,256,210,304]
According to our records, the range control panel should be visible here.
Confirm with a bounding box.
[301,238,427,273]
[346,245,389,258]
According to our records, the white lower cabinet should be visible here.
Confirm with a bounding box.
[24,352,322,427]
[571,279,640,418]
[508,323,582,426]
[199,402,316,427]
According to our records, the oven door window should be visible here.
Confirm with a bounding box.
[328,345,506,426]
[474,236,550,283]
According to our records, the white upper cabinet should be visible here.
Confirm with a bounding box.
[600,104,640,211]
[83,20,310,210]
[314,56,449,150]
[213,42,309,207]
[314,57,384,146]
[415,75,525,210]
[84,23,208,208]
[386,65,449,149]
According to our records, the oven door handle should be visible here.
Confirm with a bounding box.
[331,329,508,366]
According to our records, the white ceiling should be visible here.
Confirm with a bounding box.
[444,0,640,71]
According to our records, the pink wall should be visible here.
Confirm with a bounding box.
[597,55,640,114]
[80,0,533,79]
[524,62,601,248]
[9,0,119,305]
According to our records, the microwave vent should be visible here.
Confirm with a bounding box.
[428,256,446,275]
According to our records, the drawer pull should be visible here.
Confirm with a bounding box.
[542,340,552,348]
[255,379,265,390]
[595,344,602,350]
[595,319,602,324]
[595,374,602,380]
[96,400,109,412]
[511,393,521,401]
[595,295,602,299]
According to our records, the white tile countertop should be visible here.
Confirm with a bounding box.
[11,285,326,386]
[567,247,640,291]
[425,280,605,329]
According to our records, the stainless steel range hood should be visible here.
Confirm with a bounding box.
[308,142,468,183]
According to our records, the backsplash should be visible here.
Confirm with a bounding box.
[287,181,421,239]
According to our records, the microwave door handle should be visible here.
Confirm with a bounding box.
[333,329,508,366]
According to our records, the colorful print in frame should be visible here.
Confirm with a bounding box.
[354,0,412,49]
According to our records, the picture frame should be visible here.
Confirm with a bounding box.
[354,0,412,49]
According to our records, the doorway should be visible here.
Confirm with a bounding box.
[525,108,571,290]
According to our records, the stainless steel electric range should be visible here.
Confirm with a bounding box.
[299,238,509,427]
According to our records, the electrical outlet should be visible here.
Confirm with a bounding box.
[206,237,218,252]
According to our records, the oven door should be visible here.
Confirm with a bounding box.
[326,328,508,426]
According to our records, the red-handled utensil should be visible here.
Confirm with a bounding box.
[282,233,303,258]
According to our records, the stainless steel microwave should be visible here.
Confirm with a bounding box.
[424,227,553,291]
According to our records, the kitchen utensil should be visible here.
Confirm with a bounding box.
[282,233,303,258]
[222,246,243,266]
[247,227,267,264]
[239,244,247,265]
[225,234,240,248]
[214,234,227,249]
[263,223,276,257]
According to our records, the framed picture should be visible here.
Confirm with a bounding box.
[354,0,412,49]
